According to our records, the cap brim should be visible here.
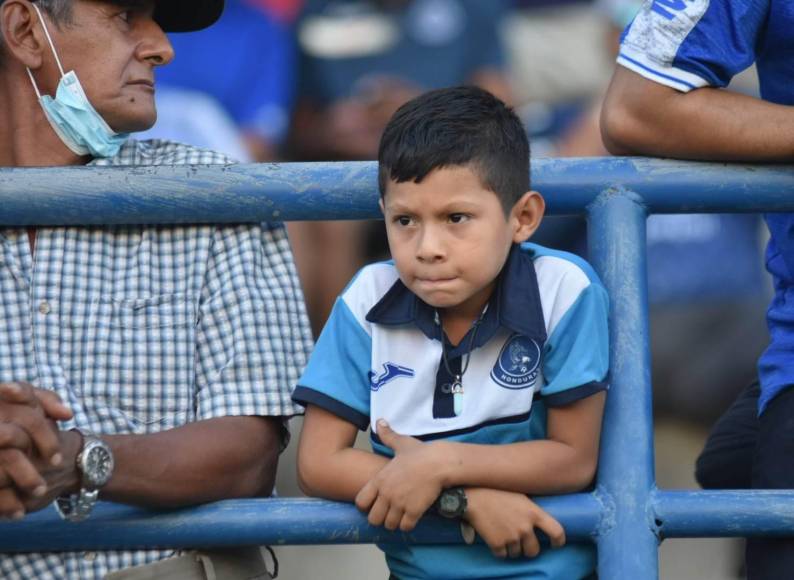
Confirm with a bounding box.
[153,0,225,32]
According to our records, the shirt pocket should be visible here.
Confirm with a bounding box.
[71,293,197,430]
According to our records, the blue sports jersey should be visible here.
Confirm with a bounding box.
[293,243,609,580]
[617,0,794,413]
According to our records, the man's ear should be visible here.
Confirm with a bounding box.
[1,0,45,70]
[510,191,545,244]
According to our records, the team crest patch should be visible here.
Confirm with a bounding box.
[490,334,541,389]
[369,362,415,391]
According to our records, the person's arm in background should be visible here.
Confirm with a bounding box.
[601,66,794,160]
[600,0,794,161]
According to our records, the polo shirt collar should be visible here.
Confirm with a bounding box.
[366,244,547,346]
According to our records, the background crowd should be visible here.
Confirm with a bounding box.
[141,1,768,577]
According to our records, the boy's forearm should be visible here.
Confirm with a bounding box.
[298,447,389,502]
[436,394,604,495]
[436,439,597,495]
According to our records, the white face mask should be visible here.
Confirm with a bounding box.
[26,3,130,158]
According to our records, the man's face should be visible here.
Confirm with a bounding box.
[36,0,174,132]
[382,165,522,323]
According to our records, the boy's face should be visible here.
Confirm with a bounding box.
[381,165,544,322]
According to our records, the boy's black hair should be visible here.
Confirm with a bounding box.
[378,86,530,213]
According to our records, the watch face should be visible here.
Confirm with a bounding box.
[440,493,461,513]
[84,442,114,487]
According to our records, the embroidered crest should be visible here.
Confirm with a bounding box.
[490,334,541,389]
[369,362,415,391]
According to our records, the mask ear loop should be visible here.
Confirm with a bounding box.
[26,2,66,98]
[31,3,65,76]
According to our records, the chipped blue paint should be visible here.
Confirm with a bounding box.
[2,158,794,225]
[652,490,794,538]
[0,496,600,552]
[589,190,658,579]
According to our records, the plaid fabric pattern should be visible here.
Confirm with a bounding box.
[0,140,313,579]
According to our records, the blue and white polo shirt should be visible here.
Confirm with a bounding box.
[294,242,609,580]
[616,0,794,413]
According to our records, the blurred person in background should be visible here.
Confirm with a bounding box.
[139,0,302,161]
[287,0,512,335]
[503,0,610,108]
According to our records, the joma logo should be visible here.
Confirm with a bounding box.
[651,0,689,20]
[368,363,415,391]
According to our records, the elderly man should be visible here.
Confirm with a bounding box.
[0,0,312,578]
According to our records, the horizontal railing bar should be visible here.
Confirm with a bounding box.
[1,158,793,225]
[652,490,794,538]
[0,495,602,552]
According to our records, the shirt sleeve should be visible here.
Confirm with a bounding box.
[540,282,610,407]
[195,222,313,420]
[292,297,373,430]
[617,0,769,92]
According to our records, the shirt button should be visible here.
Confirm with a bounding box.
[83,551,96,561]
[38,301,51,315]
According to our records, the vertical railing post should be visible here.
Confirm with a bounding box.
[588,190,658,579]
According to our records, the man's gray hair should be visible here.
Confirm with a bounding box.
[35,0,75,23]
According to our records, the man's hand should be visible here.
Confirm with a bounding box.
[463,487,565,559]
[355,419,446,532]
[0,383,74,518]
[22,428,82,514]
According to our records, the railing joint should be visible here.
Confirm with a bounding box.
[587,186,648,217]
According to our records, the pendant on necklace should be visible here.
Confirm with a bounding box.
[452,375,464,415]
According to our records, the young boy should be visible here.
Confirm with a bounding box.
[293,86,609,579]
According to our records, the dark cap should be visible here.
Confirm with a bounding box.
[0,0,225,33]
[153,0,225,32]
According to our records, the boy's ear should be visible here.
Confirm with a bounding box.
[378,197,385,215]
[510,191,545,244]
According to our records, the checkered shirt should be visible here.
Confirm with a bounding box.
[0,140,313,579]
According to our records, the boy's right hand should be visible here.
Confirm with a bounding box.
[463,487,566,559]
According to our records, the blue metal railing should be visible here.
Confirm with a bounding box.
[1,157,794,579]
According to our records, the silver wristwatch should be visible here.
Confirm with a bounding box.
[55,431,114,522]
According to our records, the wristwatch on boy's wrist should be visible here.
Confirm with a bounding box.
[434,487,467,519]
[55,430,114,522]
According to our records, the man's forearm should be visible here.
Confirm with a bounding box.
[601,66,794,161]
[96,416,282,507]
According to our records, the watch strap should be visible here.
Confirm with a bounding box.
[54,430,113,522]
[54,489,99,523]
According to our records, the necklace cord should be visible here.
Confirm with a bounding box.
[438,307,487,381]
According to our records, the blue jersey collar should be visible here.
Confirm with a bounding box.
[366,244,547,347]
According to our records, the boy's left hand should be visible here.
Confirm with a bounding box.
[355,419,447,532]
